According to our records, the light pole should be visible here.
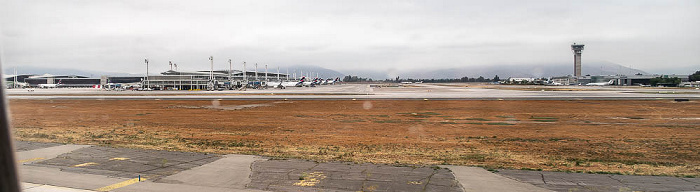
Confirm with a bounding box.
[265,64,268,82]
[13,67,17,88]
[228,59,232,89]
[243,61,247,90]
[144,58,149,89]
[255,63,258,81]
[209,56,214,81]
[175,63,181,90]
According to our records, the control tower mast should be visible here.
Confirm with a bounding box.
[571,43,585,77]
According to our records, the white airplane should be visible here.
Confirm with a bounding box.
[586,80,615,86]
[9,82,29,88]
[300,76,315,87]
[38,80,62,88]
[267,77,305,88]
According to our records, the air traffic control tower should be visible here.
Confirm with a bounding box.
[571,43,585,77]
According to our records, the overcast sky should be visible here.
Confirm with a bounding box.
[1,0,698,74]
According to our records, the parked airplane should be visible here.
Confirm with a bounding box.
[265,77,306,88]
[301,76,315,87]
[586,80,615,86]
[38,80,62,88]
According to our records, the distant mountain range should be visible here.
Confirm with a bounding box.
[5,61,654,80]
[395,61,649,79]
[286,65,345,79]
[3,66,140,77]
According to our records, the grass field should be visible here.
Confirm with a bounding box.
[9,99,699,177]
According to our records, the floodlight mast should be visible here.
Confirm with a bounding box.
[265,64,268,82]
[243,62,247,82]
[144,58,149,89]
[209,56,214,81]
[254,63,258,81]
[13,67,17,88]
[228,59,232,88]
[277,66,280,81]
[175,63,181,90]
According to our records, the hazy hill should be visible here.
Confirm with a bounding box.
[3,66,139,77]
[5,61,651,80]
[384,61,649,79]
[287,65,345,79]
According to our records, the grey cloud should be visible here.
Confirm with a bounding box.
[1,0,699,75]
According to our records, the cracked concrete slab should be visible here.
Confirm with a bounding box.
[441,165,551,192]
[32,146,222,180]
[159,154,265,189]
[497,169,700,192]
[15,144,90,164]
[249,159,462,191]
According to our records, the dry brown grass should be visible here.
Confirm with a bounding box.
[9,99,700,177]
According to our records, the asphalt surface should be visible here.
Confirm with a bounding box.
[496,169,700,192]
[249,159,462,191]
[7,84,700,100]
[13,141,699,192]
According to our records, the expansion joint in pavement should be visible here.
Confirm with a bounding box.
[421,169,438,192]
[680,178,699,184]
[540,173,547,184]
[139,155,217,180]
[608,175,625,184]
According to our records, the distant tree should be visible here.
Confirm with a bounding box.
[689,71,700,82]
[650,77,681,86]
[493,75,500,82]
[476,76,485,82]
[395,76,400,82]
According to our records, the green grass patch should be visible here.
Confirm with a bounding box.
[338,119,366,123]
[486,122,515,125]
[496,115,515,118]
[533,119,558,122]
[373,120,402,123]
[530,116,558,120]
[464,118,491,121]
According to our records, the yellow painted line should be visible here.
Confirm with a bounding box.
[18,157,45,163]
[109,157,130,161]
[72,162,98,167]
[95,178,145,192]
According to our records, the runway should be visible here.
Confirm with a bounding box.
[7,83,700,100]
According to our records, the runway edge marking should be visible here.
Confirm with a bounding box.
[95,178,145,191]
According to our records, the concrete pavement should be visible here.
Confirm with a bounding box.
[496,169,700,192]
[13,141,698,192]
[440,165,552,192]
